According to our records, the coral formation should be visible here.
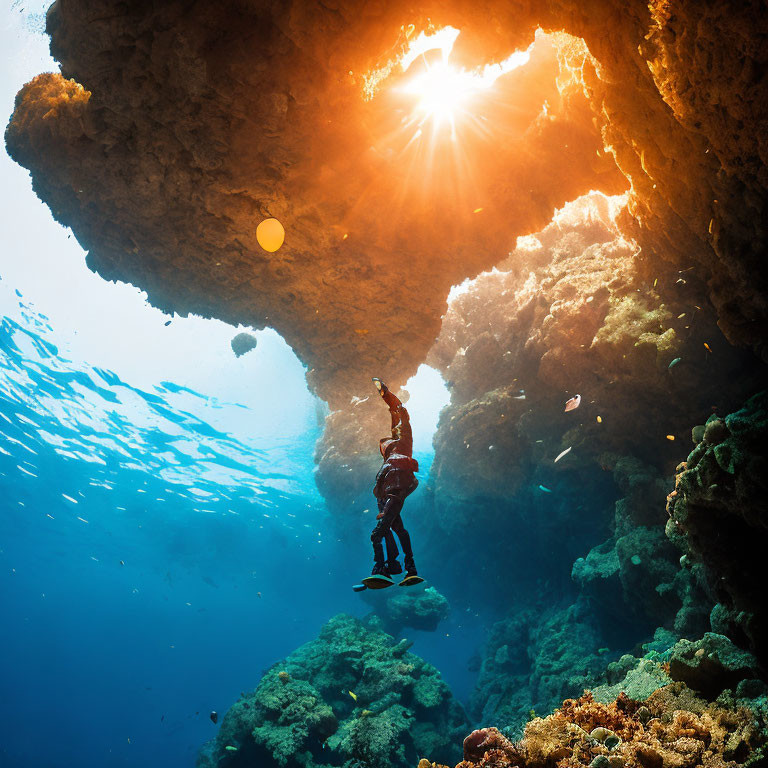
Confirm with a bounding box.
[666,393,768,661]
[197,614,468,768]
[363,586,451,636]
[424,682,767,768]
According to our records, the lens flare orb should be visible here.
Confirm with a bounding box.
[256,217,285,252]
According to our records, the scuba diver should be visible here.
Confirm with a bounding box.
[354,377,424,591]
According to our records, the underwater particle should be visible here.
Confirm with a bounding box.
[704,342,712,353]
[342,233,348,240]
[209,711,218,724]
[538,484,553,493]
[597,415,602,423]
[230,332,258,358]
[257,591,262,598]
[473,207,483,213]
[554,446,572,463]
[256,217,285,252]
[564,394,581,412]
[668,357,681,369]
[348,690,358,701]
[278,670,290,683]
[666,434,675,440]
[76,516,89,523]
[119,560,124,565]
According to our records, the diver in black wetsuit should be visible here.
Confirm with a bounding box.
[364,377,422,588]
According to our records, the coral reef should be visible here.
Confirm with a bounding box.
[424,194,756,731]
[197,614,468,768]
[666,393,768,661]
[363,586,451,636]
[423,682,767,768]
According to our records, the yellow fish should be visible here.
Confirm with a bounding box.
[348,690,358,702]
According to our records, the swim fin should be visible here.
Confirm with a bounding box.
[361,574,395,590]
[398,574,425,587]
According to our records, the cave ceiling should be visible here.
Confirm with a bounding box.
[6,0,767,414]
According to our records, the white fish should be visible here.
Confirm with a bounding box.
[554,447,572,463]
[564,394,581,412]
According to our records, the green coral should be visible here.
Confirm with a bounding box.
[197,614,468,768]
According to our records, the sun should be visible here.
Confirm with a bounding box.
[396,26,533,128]
[402,60,471,124]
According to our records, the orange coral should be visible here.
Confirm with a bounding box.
[432,685,765,768]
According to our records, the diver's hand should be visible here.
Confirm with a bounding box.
[372,377,388,395]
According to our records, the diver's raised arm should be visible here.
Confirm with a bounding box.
[372,377,402,412]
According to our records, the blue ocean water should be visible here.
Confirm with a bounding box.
[0,280,483,768]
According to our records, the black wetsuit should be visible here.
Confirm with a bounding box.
[370,388,419,575]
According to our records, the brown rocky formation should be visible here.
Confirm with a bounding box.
[426,192,761,534]
[6,2,768,506]
[5,2,621,413]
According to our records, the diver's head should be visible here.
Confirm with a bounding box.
[379,438,396,458]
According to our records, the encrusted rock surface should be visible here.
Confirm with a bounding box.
[364,585,451,636]
[422,194,761,732]
[197,614,468,768]
[7,1,768,470]
[667,393,768,661]
[5,3,622,411]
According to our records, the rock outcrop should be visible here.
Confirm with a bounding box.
[667,393,768,662]
[7,1,768,491]
[363,585,451,636]
[197,614,468,768]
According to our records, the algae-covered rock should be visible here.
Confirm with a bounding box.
[197,614,468,768]
[363,586,450,636]
[230,332,258,357]
[668,633,761,698]
[666,392,768,661]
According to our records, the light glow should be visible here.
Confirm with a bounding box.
[398,26,533,126]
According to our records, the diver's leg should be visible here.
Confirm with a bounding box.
[380,498,400,565]
[370,494,404,574]
[390,512,416,574]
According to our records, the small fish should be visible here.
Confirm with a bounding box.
[257,591,262,598]
[348,690,358,702]
[225,746,238,752]
[554,447,572,463]
[210,711,218,724]
[164,320,172,327]
[119,560,125,566]
[564,394,581,412]
[668,358,681,369]
[704,342,712,353]
[538,485,553,493]
[666,435,675,441]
